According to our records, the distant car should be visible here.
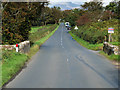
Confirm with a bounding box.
[67,26,71,30]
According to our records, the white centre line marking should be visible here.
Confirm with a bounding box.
[61,38,62,40]
[61,26,63,47]
[67,59,69,62]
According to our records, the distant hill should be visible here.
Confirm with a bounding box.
[48,2,83,10]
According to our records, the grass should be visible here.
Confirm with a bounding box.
[28,24,59,57]
[30,26,43,33]
[69,31,103,51]
[29,24,57,43]
[109,42,120,46]
[30,24,52,33]
[2,50,28,87]
[1,24,59,87]
[99,51,120,62]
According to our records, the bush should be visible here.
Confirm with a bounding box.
[72,19,118,44]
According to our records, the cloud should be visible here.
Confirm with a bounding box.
[49,0,113,3]
[48,0,113,6]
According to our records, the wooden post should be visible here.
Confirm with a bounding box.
[109,33,111,42]
[104,36,106,42]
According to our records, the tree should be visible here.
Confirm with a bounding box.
[76,12,90,26]
[63,9,83,26]
[40,7,55,25]
[38,6,63,26]
[105,1,120,19]
[2,2,45,44]
[81,0,103,11]
[105,2,118,13]
[51,6,62,24]
[76,0,104,25]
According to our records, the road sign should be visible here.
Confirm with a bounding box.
[74,26,78,30]
[108,28,114,33]
[108,28,114,42]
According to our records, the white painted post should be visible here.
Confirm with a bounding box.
[16,44,19,52]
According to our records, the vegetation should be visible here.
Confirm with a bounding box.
[62,9,81,26]
[30,26,43,33]
[35,6,62,26]
[99,51,120,61]
[29,24,57,44]
[72,19,119,44]
[63,0,119,45]
[2,2,62,45]
[69,31,103,51]
[109,42,120,46]
[2,2,45,45]
[2,50,28,86]
[28,24,59,57]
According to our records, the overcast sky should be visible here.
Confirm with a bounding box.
[48,0,113,2]
[48,0,113,6]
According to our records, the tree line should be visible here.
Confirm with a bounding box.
[63,0,119,26]
[63,0,119,44]
[2,2,63,45]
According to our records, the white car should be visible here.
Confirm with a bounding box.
[65,22,69,27]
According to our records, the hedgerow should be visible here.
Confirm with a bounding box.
[72,19,118,44]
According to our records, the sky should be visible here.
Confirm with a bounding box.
[48,0,113,3]
[48,0,113,6]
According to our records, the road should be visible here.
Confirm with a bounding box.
[5,23,118,88]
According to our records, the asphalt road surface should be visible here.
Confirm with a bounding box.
[6,23,118,88]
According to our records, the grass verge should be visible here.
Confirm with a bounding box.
[2,50,28,87]
[109,42,120,46]
[28,24,59,57]
[99,51,120,62]
[2,24,59,87]
[30,24,52,33]
[69,31,103,51]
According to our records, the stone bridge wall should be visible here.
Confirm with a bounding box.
[103,42,120,55]
[0,41,30,54]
